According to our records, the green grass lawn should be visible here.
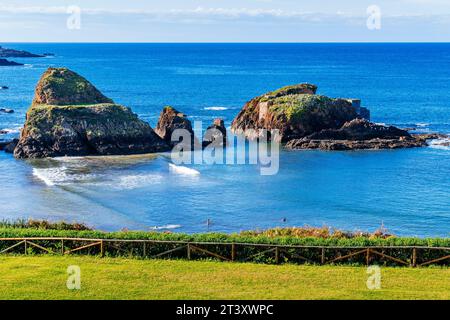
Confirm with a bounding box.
[0,255,448,300]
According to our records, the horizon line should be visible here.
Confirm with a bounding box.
[2,41,450,44]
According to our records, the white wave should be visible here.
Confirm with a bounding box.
[32,167,61,186]
[1,127,20,134]
[32,165,100,186]
[416,123,430,127]
[116,174,163,190]
[150,224,182,230]
[204,106,228,111]
[429,137,450,150]
[374,122,386,126]
[169,163,200,176]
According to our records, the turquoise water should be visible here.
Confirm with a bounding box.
[0,43,449,236]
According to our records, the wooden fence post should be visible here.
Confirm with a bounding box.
[412,247,417,267]
[321,247,325,264]
[231,243,236,262]
[275,247,280,264]
[61,239,64,255]
[24,240,27,254]
[100,240,104,257]
[143,242,146,258]
[187,243,191,260]
[366,248,370,266]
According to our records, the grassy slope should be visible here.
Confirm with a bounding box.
[0,256,448,300]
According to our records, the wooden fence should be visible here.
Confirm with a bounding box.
[0,237,449,267]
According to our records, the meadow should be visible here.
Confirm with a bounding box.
[0,255,448,300]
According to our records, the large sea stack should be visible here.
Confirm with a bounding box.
[231,84,358,142]
[14,68,169,158]
[231,83,436,150]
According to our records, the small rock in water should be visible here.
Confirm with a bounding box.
[203,118,227,148]
[0,108,14,114]
[0,139,18,152]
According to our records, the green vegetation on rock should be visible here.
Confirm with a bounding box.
[32,67,113,106]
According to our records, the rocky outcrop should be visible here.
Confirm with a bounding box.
[32,68,113,106]
[14,67,169,159]
[285,138,426,150]
[155,106,199,149]
[203,118,227,148]
[231,84,358,142]
[0,46,44,58]
[285,119,430,150]
[231,84,437,151]
[0,59,23,66]
[305,118,410,140]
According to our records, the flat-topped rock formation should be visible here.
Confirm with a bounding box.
[14,68,169,158]
[286,119,430,150]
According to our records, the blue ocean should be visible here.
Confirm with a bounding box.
[0,43,449,237]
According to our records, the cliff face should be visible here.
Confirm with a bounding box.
[231,84,358,142]
[14,68,169,158]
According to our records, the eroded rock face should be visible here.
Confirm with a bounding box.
[155,106,199,149]
[32,68,113,106]
[231,84,358,142]
[203,118,227,148]
[14,68,169,158]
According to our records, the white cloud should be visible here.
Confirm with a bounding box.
[0,4,449,26]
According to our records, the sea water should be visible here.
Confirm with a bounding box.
[0,43,449,236]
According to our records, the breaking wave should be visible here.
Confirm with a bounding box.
[169,163,200,176]
[204,106,228,111]
[150,224,182,230]
[429,137,450,150]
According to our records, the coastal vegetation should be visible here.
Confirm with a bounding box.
[0,256,448,300]
[0,222,448,267]
[0,222,448,247]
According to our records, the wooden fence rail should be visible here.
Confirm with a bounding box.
[0,237,449,267]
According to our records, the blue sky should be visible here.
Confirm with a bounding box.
[1,0,450,42]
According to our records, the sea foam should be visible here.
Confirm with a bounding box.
[204,106,228,111]
[429,137,450,150]
[150,224,182,230]
[169,163,200,176]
